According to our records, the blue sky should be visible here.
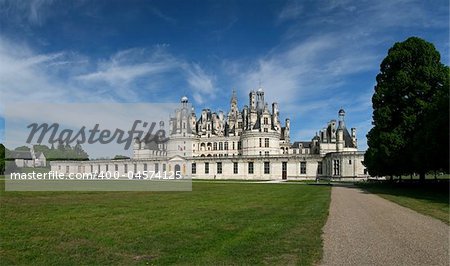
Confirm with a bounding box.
[0,0,448,150]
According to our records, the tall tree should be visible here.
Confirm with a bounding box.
[0,144,5,175]
[365,37,449,180]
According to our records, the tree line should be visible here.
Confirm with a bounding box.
[0,143,89,174]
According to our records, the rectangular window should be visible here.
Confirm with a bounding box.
[155,163,159,173]
[163,164,166,171]
[106,164,109,171]
[300,161,307,174]
[264,117,268,125]
[66,165,69,173]
[317,162,323,175]
[143,163,147,171]
[98,165,100,173]
[219,142,223,150]
[264,151,269,156]
[224,142,228,150]
[259,138,262,147]
[264,128,268,132]
[134,163,137,173]
[115,164,118,171]
[124,164,128,173]
[265,138,269,147]
[333,160,340,176]
[205,162,209,174]
[217,162,222,174]
[264,162,270,174]
[237,141,242,150]
[89,165,92,172]
[349,159,352,165]
[248,162,254,174]
[192,163,196,174]
[233,162,238,174]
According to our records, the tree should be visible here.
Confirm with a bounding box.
[0,144,5,175]
[113,155,130,160]
[73,143,89,160]
[14,146,30,151]
[365,37,449,180]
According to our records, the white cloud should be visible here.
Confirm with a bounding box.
[74,48,217,103]
[0,39,79,103]
[228,32,379,113]
[224,0,447,146]
[150,7,177,24]
[0,37,217,106]
[277,0,303,22]
[0,0,55,26]
[183,63,216,104]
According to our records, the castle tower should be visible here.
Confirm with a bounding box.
[191,107,197,135]
[249,90,256,110]
[248,90,257,129]
[243,105,249,130]
[351,127,357,147]
[256,88,265,111]
[230,89,238,112]
[228,90,238,132]
[338,108,346,129]
[337,128,344,152]
[284,118,290,143]
[337,109,345,151]
[272,102,280,132]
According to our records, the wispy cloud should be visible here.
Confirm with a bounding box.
[150,7,177,24]
[0,38,87,103]
[225,0,448,146]
[0,0,55,26]
[277,0,303,22]
[0,38,217,105]
[75,48,179,100]
[183,63,216,104]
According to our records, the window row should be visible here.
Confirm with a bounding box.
[191,161,314,175]
[65,163,169,173]
[197,141,242,151]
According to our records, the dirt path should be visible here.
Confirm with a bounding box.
[321,184,449,266]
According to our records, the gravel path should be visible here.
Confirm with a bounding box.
[321,184,449,266]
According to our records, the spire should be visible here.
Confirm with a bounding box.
[231,89,237,104]
[338,108,345,129]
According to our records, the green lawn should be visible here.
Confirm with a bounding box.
[357,182,449,224]
[0,180,331,265]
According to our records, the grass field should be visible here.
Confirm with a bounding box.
[357,182,449,224]
[0,180,331,265]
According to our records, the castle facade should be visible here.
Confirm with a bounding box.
[51,88,367,180]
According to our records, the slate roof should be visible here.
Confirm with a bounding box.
[8,151,32,159]
[343,127,356,148]
[292,141,312,148]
